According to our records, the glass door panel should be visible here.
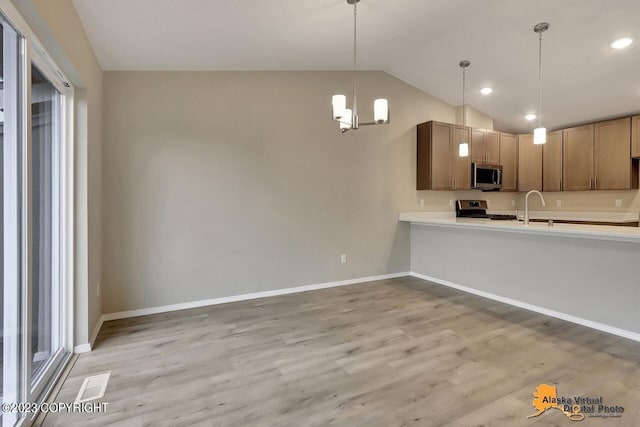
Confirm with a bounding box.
[29,65,62,390]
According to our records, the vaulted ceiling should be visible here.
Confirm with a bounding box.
[72,0,640,132]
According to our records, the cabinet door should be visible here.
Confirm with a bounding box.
[518,134,542,191]
[416,122,432,190]
[417,121,453,190]
[632,115,640,159]
[499,132,518,191]
[471,128,486,164]
[543,130,563,192]
[486,130,500,165]
[453,125,471,190]
[595,118,632,190]
[563,124,594,191]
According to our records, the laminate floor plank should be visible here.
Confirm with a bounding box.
[38,278,640,426]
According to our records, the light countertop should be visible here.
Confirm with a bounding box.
[399,211,640,243]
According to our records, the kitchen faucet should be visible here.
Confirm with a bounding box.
[524,190,546,225]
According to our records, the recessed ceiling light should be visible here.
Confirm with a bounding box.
[525,114,537,121]
[611,38,633,49]
[480,87,493,95]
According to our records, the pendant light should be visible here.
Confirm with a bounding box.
[331,0,389,133]
[458,60,470,157]
[533,22,549,144]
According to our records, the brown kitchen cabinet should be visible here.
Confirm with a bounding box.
[632,115,640,158]
[498,132,518,191]
[471,128,499,165]
[563,124,594,191]
[542,130,563,191]
[594,117,637,190]
[417,121,471,190]
[417,121,453,190]
[518,134,542,191]
[452,125,471,190]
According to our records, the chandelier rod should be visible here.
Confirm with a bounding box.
[352,1,358,121]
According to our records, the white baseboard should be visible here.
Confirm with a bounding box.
[74,343,91,353]
[74,314,106,354]
[410,272,640,343]
[101,272,410,322]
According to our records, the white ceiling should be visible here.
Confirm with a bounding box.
[72,0,640,132]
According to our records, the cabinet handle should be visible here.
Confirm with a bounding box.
[590,177,593,190]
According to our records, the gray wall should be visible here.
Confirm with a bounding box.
[410,223,640,334]
[102,71,436,313]
[102,71,519,314]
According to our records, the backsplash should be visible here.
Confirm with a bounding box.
[410,189,640,213]
[520,189,640,212]
[413,190,518,212]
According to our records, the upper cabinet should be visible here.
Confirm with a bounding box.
[562,119,638,191]
[632,115,640,159]
[417,121,453,190]
[563,124,594,191]
[542,130,563,192]
[417,116,638,192]
[416,121,472,190]
[518,134,542,191]
[594,118,637,190]
[471,128,499,165]
[499,132,518,192]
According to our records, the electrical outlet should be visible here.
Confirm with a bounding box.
[556,200,562,207]
[340,254,347,264]
[420,199,424,207]
[511,200,516,207]
[449,200,454,208]
[615,199,623,207]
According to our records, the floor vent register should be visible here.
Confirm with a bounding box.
[74,372,111,403]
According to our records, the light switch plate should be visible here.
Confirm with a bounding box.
[615,199,623,207]
[556,200,562,207]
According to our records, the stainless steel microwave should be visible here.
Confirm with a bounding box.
[471,163,503,191]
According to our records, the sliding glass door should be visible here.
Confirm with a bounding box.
[29,64,65,400]
[1,5,73,426]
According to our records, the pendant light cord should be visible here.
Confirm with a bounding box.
[538,31,542,128]
[352,2,358,119]
[462,66,466,127]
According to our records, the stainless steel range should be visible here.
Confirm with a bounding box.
[456,200,517,221]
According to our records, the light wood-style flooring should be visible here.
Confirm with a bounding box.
[40,277,640,426]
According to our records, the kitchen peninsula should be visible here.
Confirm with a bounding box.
[400,211,640,342]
